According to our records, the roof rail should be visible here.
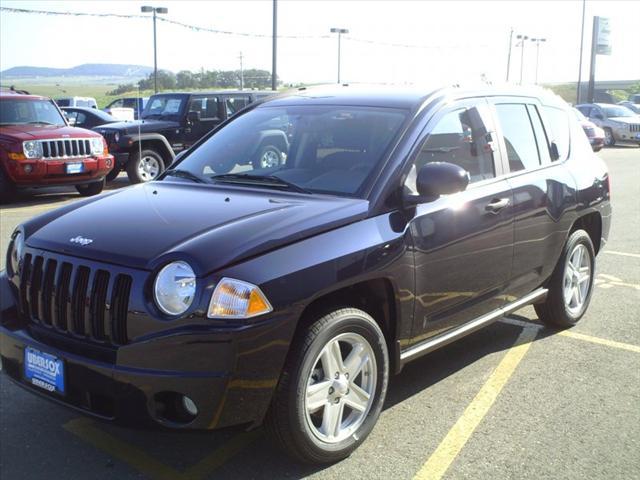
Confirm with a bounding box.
[0,85,30,95]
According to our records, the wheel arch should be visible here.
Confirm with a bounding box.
[571,211,603,254]
[128,134,176,165]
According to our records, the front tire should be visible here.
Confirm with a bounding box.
[265,308,389,464]
[603,128,615,147]
[126,149,165,183]
[535,229,595,328]
[252,145,283,170]
[76,179,105,197]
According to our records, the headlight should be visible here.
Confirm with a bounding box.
[22,141,43,159]
[90,137,104,155]
[9,231,25,276]
[208,278,273,319]
[154,261,196,316]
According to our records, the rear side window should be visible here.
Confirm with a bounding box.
[495,104,541,172]
[543,106,570,161]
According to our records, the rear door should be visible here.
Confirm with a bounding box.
[488,97,577,300]
[406,98,515,342]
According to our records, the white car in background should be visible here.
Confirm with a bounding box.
[54,96,98,109]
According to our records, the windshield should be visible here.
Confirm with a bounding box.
[142,95,185,118]
[171,105,407,197]
[0,99,66,126]
[603,106,636,118]
[55,99,71,107]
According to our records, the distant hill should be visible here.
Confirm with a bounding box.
[0,63,154,78]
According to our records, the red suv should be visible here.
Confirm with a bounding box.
[0,89,113,203]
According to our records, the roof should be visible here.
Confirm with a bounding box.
[0,90,48,101]
[150,90,269,97]
[257,84,568,110]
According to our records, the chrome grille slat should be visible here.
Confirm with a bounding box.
[19,254,130,346]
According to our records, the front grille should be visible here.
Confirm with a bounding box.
[18,253,131,345]
[37,138,93,159]
[629,124,640,133]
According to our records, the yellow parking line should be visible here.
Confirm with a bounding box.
[413,326,538,480]
[557,330,640,354]
[64,417,260,480]
[603,250,640,259]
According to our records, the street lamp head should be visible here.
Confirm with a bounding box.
[330,28,349,34]
[141,6,153,12]
[156,7,168,14]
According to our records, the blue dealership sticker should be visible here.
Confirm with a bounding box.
[66,162,84,174]
[24,347,65,394]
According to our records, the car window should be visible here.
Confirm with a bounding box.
[495,104,541,172]
[603,106,635,118]
[75,112,87,126]
[108,99,123,109]
[225,96,251,117]
[543,106,571,162]
[77,99,90,107]
[65,111,78,124]
[576,106,591,117]
[122,99,136,109]
[407,108,495,188]
[188,96,220,120]
[0,99,67,126]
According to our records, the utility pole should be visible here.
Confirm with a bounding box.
[517,34,529,85]
[238,52,244,90]
[506,28,514,82]
[271,0,277,91]
[141,6,168,94]
[531,38,547,85]
[587,16,599,103]
[576,0,587,103]
[330,27,349,84]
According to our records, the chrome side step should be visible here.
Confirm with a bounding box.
[399,288,548,366]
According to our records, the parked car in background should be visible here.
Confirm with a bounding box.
[617,100,640,114]
[575,103,640,147]
[628,93,640,104]
[1,85,611,463]
[61,106,119,130]
[94,90,274,183]
[104,97,148,120]
[54,96,98,109]
[0,89,113,202]
[572,107,605,152]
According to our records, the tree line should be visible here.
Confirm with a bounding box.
[107,68,277,96]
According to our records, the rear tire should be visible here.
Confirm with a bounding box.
[535,229,595,328]
[126,149,165,183]
[265,308,389,464]
[0,167,17,204]
[76,179,105,197]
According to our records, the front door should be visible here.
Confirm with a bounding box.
[184,95,223,147]
[405,99,514,344]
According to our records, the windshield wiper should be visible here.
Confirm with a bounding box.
[164,169,211,184]
[212,173,311,194]
[27,121,55,125]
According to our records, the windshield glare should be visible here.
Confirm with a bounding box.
[0,99,66,126]
[142,95,185,118]
[604,106,635,118]
[171,105,407,197]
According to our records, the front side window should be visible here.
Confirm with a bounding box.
[543,106,571,161]
[108,99,124,108]
[188,96,220,120]
[171,105,407,197]
[0,99,66,126]
[225,96,250,117]
[603,105,636,118]
[406,107,495,191]
[495,104,541,172]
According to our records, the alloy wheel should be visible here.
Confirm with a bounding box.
[563,243,591,315]
[138,156,161,181]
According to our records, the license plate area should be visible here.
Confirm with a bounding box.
[24,347,65,395]
[66,162,84,174]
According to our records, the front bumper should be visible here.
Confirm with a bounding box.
[5,155,113,187]
[612,126,640,143]
[0,271,294,430]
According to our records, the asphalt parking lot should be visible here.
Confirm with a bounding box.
[1,147,639,480]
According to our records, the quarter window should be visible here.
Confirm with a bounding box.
[543,106,571,161]
[407,108,495,191]
[495,104,541,172]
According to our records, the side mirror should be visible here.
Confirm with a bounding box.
[407,162,469,204]
[187,111,200,124]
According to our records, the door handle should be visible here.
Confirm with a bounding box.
[485,198,510,213]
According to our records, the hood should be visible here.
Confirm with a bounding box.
[94,118,180,135]
[609,116,640,124]
[0,124,99,142]
[25,182,369,275]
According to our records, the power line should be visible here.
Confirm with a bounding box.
[1,6,489,49]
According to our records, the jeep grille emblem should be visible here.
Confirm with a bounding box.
[70,236,93,246]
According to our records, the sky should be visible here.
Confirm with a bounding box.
[1,0,639,86]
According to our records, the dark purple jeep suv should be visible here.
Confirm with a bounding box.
[1,85,611,464]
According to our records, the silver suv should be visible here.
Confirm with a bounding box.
[576,103,640,147]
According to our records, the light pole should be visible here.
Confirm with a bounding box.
[517,34,529,85]
[506,28,514,82]
[530,37,547,85]
[141,6,168,93]
[330,27,349,84]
